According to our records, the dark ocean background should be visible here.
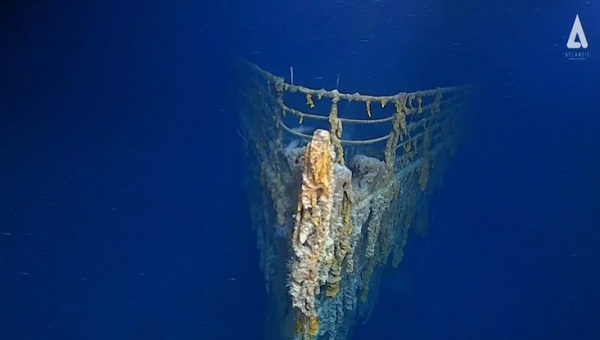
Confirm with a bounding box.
[1,0,598,339]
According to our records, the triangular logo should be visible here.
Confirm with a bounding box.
[567,15,588,49]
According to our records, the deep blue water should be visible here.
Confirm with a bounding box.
[1,0,598,339]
